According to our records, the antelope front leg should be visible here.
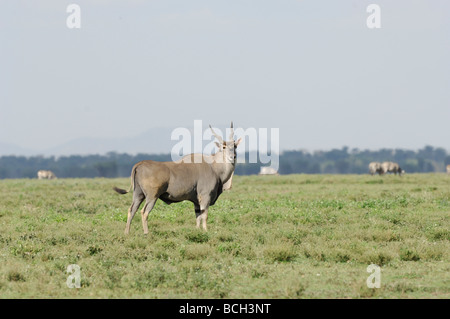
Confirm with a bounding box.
[201,208,208,231]
[195,204,202,229]
[194,207,208,231]
[195,196,210,231]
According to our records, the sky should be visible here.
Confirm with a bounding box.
[1,0,449,155]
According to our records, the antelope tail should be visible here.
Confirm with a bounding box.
[113,186,129,194]
[113,164,137,195]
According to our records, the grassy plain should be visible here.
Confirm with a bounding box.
[0,174,449,298]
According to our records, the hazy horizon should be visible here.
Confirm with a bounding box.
[1,1,449,156]
[0,126,448,158]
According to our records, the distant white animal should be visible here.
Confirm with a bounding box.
[381,162,404,176]
[446,164,450,174]
[368,162,382,175]
[37,170,57,180]
[259,167,279,175]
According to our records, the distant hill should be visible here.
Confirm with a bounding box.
[0,142,36,156]
[0,127,176,157]
[42,127,176,156]
[0,123,237,157]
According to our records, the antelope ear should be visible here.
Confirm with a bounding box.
[235,137,242,147]
[215,142,221,148]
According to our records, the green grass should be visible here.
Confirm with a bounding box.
[0,174,449,298]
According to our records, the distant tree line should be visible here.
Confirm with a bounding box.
[0,146,449,179]
[0,153,171,179]
[278,146,450,175]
